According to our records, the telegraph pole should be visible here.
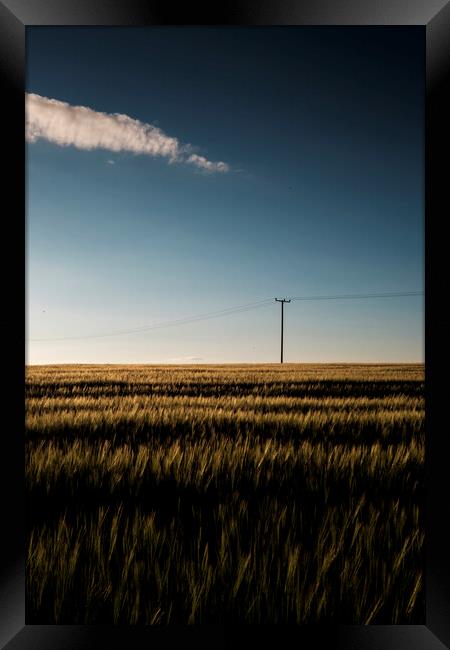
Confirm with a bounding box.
[275,298,291,363]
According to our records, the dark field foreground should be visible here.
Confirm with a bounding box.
[25,363,424,624]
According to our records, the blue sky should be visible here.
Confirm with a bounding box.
[26,27,424,364]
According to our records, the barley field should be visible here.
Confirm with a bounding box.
[25,363,425,624]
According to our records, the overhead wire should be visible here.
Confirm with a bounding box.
[28,297,274,342]
[28,290,424,342]
[290,290,423,302]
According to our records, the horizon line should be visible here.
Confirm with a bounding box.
[25,360,425,367]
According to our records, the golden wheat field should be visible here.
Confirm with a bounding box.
[25,363,425,624]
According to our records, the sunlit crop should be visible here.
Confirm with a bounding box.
[26,363,424,623]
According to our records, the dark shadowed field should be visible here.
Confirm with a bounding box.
[25,363,424,624]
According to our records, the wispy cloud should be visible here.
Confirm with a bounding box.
[167,356,204,363]
[187,154,229,173]
[26,93,229,173]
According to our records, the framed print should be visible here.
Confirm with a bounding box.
[1,1,449,648]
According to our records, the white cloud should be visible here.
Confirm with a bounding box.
[187,154,229,173]
[167,356,204,363]
[26,93,229,173]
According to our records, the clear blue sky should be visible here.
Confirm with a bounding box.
[26,27,424,364]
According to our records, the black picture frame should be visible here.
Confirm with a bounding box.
[1,1,448,648]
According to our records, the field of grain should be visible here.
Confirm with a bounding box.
[25,363,425,624]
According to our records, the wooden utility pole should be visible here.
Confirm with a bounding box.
[275,298,291,363]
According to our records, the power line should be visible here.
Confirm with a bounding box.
[290,291,423,302]
[277,291,423,364]
[28,290,423,343]
[28,298,274,342]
